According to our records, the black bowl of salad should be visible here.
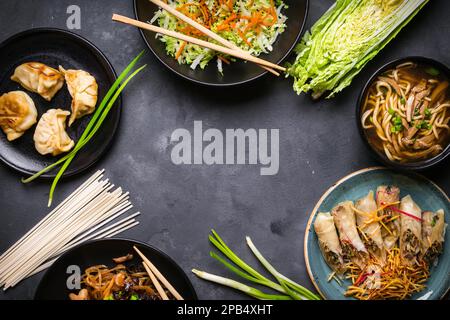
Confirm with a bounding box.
[134,0,308,86]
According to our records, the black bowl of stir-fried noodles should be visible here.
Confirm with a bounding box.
[34,238,197,300]
[357,56,450,171]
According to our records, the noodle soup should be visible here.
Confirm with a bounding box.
[361,61,450,164]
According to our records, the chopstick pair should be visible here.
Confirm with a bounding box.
[133,246,184,300]
[112,0,285,75]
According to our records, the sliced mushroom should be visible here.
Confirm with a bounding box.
[413,134,439,150]
[114,272,126,287]
[112,253,133,264]
[420,100,429,116]
[69,289,89,300]
[405,126,419,140]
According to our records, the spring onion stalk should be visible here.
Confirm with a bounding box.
[209,230,284,292]
[193,230,320,300]
[246,237,321,300]
[209,251,285,293]
[46,64,147,206]
[192,269,292,300]
[22,50,146,184]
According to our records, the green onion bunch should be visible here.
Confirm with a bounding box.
[193,230,320,300]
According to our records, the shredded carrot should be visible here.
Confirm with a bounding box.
[218,55,231,64]
[216,13,237,31]
[165,0,283,61]
[237,28,252,47]
[175,41,187,60]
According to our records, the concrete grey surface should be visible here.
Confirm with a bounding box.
[0,0,448,300]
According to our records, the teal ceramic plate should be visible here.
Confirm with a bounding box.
[304,167,449,300]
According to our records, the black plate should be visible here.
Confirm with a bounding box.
[0,28,120,178]
[34,238,197,300]
[356,56,450,171]
[134,0,308,86]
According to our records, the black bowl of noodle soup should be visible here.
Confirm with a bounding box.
[357,57,450,170]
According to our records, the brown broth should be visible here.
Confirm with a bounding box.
[362,62,450,163]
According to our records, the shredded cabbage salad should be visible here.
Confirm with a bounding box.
[151,0,288,73]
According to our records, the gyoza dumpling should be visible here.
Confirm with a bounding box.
[0,91,37,141]
[34,109,74,156]
[59,66,98,126]
[11,62,64,101]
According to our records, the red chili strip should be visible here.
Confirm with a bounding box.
[354,273,370,286]
[391,207,423,222]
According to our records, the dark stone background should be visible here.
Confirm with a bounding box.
[0,0,448,300]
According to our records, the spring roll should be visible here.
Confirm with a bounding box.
[355,191,386,264]
[376,185,401,249]
[400,195,422,266]
[422,209,446,266]
[332,201,368,268]
[314,212,345,274]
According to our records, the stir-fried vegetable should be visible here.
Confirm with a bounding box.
[153,0,287,72]
[287,0,430,98]
[22,51,147,206]
[193,230,320,300]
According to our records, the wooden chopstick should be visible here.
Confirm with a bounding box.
[148,0,280,76]
[141,262,169,300]
[112,14,286,73]
[133,246,184,300]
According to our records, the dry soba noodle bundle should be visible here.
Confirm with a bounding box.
[361,62,450,162]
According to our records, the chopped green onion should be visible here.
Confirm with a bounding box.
[130,294,139,300]
[415,120,431,130]
[388,108,395,115]
[400,97,406,105]
[425,67,440,76]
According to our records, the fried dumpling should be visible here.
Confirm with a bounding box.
[34,109,74,156]
[0,91,37,141]
[59,66,98,126]
[11,62,64,101]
